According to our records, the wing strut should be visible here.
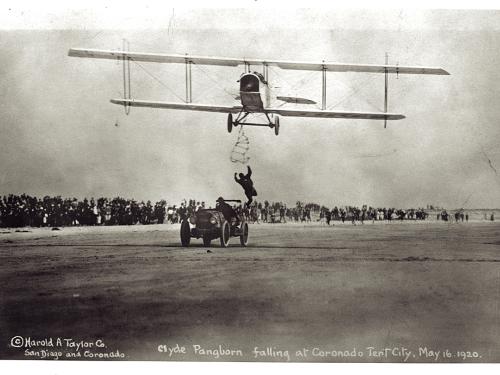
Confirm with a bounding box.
[122,39,131,115]
[384,52,389,128]
[322,64,327,110]
[185,57,192,103]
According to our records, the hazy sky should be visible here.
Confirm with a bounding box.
[1,8,500,208]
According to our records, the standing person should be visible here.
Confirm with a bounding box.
[318,209,325,224]
[178,203,187,222]
[105,204,111,225]
[305,207,311,223]
[234,165,258,207]
[279,204,286,223]
[167,206,174,223]
[325,209,332,226]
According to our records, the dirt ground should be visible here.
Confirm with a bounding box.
[0,221,499,362]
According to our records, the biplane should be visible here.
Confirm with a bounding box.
[68,48,449,135]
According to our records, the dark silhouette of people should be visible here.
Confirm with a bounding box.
[234,166,257,207]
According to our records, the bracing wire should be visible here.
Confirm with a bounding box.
[230,126,250,164]
[267,66,322,108]
[268,65,383,112]
[191,63,239,101]
[327,74,384,112]
[267,66,314,93]
[129,59,185,102]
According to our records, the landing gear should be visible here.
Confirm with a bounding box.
[227,113,233,133]
[227,110,280,136]
[265,113,280,136]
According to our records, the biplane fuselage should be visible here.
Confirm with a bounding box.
[239,73,270,112]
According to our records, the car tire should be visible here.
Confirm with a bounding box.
[180,220,191,247]
[239,222,249,247]
[220,220,230,247]
[203,236,211,247]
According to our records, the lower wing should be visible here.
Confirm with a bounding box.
[110,99,242,113]
[265,107,405,120]
[111,99,404,120]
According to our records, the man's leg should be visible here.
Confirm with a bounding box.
[245,191,253,208]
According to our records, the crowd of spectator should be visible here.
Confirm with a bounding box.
[0,194,166,228]
[240,201,429,225]
[1,194,480,228]
[160,199,431,225]
[436,209,491,222]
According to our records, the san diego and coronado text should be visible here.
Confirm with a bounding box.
[10,336,125,360]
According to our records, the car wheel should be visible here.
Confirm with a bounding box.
[220,220,230,247]
[180,220,191,247]
[203,236,211,247]
[239,222,249,247]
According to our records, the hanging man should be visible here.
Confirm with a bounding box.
[234,165,258,207]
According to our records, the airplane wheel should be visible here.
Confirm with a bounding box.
[274,116,280,136]
[220,221,230,247]
[227,113,233,133]
[239,222,249,247]
[180,220,191,247]
[203,236,211,247]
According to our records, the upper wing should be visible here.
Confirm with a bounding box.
[110,99,242,113]
[69,48,449,75]
[275,61,450,75]
[265,107,405,120]
[69,48,240,66]
[275,61,448,75]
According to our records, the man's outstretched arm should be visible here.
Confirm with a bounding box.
[247,165,252,177]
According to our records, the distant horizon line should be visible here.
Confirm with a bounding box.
[1,192,498,211]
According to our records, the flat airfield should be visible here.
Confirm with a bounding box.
[1,221,499,362]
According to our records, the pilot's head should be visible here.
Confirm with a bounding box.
[216,197,224,203]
